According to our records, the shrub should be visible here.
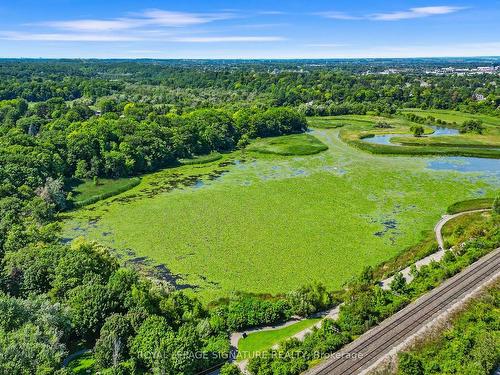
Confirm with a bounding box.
[493,196,500,215]
[410,125,424,137]
[220,363,241,375]
[460,119,484,134]
[398,352,424,375]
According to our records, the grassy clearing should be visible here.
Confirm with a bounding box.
[179,152,222,165]
[238,319,321,359]
[342,136,500,158]
[391,135,500,148]
[62,126,499,302]
[69,177,141,207]
[307,117,350,128]
[66,352,95,374]
[441,211,495,247]
[309,114,422,130]
[447,198,495,214]
[246,134,328,155]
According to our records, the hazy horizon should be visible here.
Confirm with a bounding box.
[1,0,499,59]
[1,56,500,61]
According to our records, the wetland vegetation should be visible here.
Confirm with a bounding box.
[0,58,498,374]
[62,124,499,301]
[246,133,328,155]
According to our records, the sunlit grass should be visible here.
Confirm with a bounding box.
[447,198,495,214]
[66,352,94,374]
[237,318,321,359]
[247,134,328,155]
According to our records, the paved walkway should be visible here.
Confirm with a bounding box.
[434,209,490,250]
[229,208,491,373]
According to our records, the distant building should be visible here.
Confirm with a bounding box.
[477,66,495,73]
[472,93,485,101]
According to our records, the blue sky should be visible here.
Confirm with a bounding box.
[1,0,499,58]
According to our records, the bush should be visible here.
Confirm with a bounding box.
[493,196,500,215]
[220,363,241,375]
[398,352,424,375]
[410,125,424,137]
[374,121,393,128]
[220,296,292,331]
[460,119,484,134]
[287,283,332,316]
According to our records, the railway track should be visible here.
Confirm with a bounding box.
[306,247,500,375]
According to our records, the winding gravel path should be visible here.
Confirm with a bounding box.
[229,208,492,373]
[434,209,490,250]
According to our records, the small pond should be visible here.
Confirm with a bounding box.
[427,157,500,176]
[361,126,499,177]
[363,126,459,145]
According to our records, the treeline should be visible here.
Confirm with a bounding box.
[216,283,335,332]
[404,112,485,134]
[403,112,457,127]
[1,60,499,115]
[0,97,306,200]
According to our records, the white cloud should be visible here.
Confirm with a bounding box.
[35,9,235,33]
[171,36,285,43]
[0,31,143,42]
[370,6,465,21]
[141,9,234,27]
[306,43,349,48]
[0,31,284,43]
[317,6,466,22]
[3,8,286,44]
[315,12,362,20]
[41,19,139,32]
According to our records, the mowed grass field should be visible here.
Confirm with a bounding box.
[62,124,499,302]
[238,318,321,359]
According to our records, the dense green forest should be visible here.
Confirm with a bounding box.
[1,59,499,114]
[0,59,498,374]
